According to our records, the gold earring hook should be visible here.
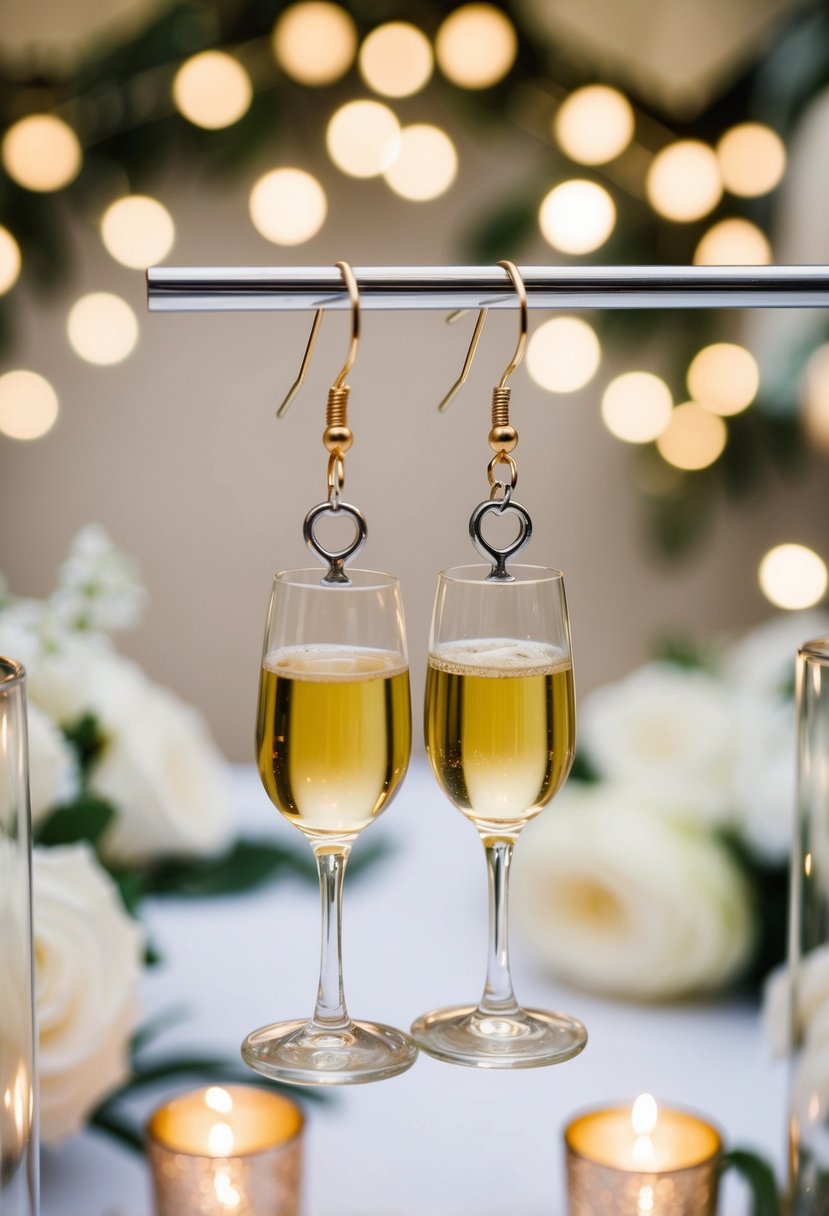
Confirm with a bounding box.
[496,260,528,388]
[437,261,528,410]
[276,261,361,416]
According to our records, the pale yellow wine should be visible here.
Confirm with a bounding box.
[257,645,411,840]
[425,638,575,831]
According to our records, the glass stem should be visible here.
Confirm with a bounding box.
[478,837,521,1018]
[311,845,352,1032]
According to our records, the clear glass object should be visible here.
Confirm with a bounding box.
[0,658,39,1214]
[242,569,417,1085]
[411,564,587,1068]
[789,639,829,1211]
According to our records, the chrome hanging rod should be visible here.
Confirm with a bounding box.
[146,264,829,312]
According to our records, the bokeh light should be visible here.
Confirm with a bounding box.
[435,4,517,89]
[656,402,727,470]
[359,23,433,97]
[0,225,21,294]
[687,343,759,417]
[273,3,357,85]
[100,195,175,269]
[249,167,327,244]
[646,141,722,222]
[0,370,59,440]
[172,51,252,129]
[2,114,82,192]
[384,125,457,200]
[527,317,601,393]
[717,123,786,198]
[759,544,828,610]
[538,180,616,255]
[802,343,829,456]
[554,85,635,166]
[601,372,673,443]
[67,293,139,365]
[693,218,772,266]
[326,100,400,177]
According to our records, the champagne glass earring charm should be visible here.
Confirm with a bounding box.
[412,261,588,1068]
[243,263,417,1086]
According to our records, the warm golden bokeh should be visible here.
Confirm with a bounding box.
[646,141,722,222]
[554,86,635,166]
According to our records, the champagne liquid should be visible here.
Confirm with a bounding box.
[257,645,411,841]
[425,638,575,832]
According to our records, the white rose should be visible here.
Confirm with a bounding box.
[33,844,144,1142]
[764,944,829,1057]
[578,662,737,826]
[19,637,231,862]
[723,611,829,699]
[91,680,232,864]
[25,702,77,827]
[730,693,796,863]
[514,783,756,999]
[25,633,145,729]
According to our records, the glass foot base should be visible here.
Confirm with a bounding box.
[242,1018,418,1087]
[410,1004,587,1069]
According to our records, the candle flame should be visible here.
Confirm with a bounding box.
[633,1133,655,1165]
[208,1121,235,1156]
[205,1086,234,1114]
[632,1093,658,1136]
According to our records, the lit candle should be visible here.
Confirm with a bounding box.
[147,1085,303,1216]
[565,1095,722,1216]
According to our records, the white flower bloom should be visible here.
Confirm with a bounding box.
[731,693,796,863]
[13,631,231,863]
[578,662,737,826]
[51,524,145,633]
[0,599,52,672]
[723,611,829,700]
[26,702,77,826]
[91,680,233,864]
[25,633,146,729]
[33,844,144,1142]
[514,783,756,1000]
[764,944,829,1057]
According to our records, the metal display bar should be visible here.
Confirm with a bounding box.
[147,264,829,312]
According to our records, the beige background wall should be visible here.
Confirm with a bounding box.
[2,121,827,759]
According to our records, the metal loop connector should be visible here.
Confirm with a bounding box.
[304,500,367,584]
[327,451,345,509]
[487,451,518,494]
[469,497,533,581]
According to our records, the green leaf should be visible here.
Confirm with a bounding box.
[87,1107,145,1155]
[62,712,106,777]
[122,837,316,899]
[718,831,788,992]
[568,751,601,783]
[118,1053,330,1105]
[112,834,394,904]
[720,1148,782,1216]
[34,794,116,847]
[651,634,714,671]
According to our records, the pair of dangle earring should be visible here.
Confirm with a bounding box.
[245,261,585,1086]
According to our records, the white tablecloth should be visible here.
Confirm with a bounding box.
[41,760,787,1215]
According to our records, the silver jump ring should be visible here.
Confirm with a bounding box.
[469,496,533,581]
[303,500,367,584]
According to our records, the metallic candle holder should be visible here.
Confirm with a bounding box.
[147,1085,303,1216]
[565,1097,722,1216]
